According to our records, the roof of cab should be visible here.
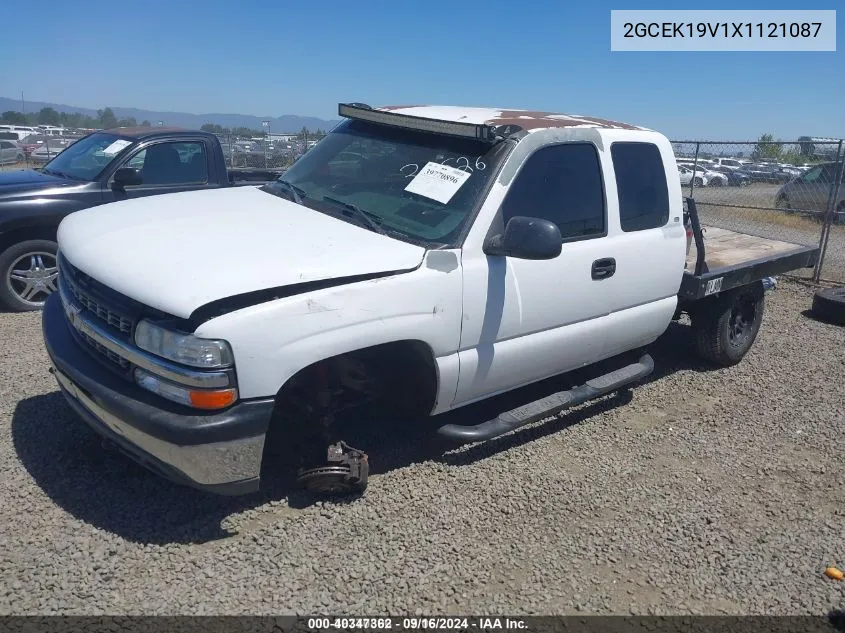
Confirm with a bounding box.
[376,105,649,132]
[104,126,209,138]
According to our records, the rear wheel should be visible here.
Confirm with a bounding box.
[775,195,794,214]
[693,177,704,187]
[834,201,845,225]
[0,239,59,312]
[691,282,765,367]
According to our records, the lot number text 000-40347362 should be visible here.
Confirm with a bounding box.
[610,10,836,51]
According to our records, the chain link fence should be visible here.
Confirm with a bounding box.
[3,129,843,283]
[670,139,845,284]
[0,129,313,173]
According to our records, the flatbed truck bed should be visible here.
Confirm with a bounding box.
[678,198,819,301]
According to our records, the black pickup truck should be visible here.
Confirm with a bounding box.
[0,127,284,311]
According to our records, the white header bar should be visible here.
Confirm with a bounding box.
[611,10,836,51]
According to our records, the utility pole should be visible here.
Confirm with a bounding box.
[21,91,25,114]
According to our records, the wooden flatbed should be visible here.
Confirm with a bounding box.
[678,200,819,301]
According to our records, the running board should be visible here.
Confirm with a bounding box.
[437,353,655,443]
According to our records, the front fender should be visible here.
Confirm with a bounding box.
[195,250,464,403]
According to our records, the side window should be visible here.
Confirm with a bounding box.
[611,142,670,232]
[500,143,605,241]
[126,141,208,185]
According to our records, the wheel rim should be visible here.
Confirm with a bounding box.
[728,297,756,347]
[6,251,59,307]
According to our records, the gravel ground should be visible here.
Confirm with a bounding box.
[1,280,844,616]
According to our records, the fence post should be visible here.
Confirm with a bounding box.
[688,142,700,198]
[812,140,845,283]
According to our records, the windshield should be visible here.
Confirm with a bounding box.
[41,132,134,181]
[261,119,511,247]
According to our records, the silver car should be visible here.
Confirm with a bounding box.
[775,161,845,223]
[0,140,24,165]
[29,138,75,164]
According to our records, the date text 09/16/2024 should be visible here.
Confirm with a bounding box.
[306,617,528,631]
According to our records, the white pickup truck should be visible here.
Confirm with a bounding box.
[41,103,819,496]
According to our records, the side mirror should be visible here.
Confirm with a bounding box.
[112,167,143,189]
[484,216,562,260]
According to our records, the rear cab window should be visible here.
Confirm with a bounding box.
[610,142,671,232]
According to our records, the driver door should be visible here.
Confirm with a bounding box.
[104,140,214,202]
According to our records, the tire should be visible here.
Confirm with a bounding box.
[834,201,845,226]
[775,195,794,214]
[0,239,59,312]
[811,287,845,326]
[693,177,704,187]
[691,282,765,367]
[710,178,724,187]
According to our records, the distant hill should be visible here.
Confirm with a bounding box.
[0,97,340,133]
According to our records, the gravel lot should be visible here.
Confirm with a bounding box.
[1,280,844,616]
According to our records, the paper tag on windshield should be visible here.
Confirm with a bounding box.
[102,139,132,156]
[404,162,471,204]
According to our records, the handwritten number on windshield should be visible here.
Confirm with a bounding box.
[400,157,486,179]
[400,164,419,179]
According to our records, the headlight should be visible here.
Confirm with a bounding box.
[134,319,234,369]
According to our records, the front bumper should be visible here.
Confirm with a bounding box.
[41,293,275,495]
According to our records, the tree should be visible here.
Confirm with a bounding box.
[37,107,60,126]
[1,111,28,124]
[140,120,151,127]
[97,107,118,129]
[753,133,783,161]
[201,123,224,134]
[116,116,137,127]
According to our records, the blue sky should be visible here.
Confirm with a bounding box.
[0,0,841,139]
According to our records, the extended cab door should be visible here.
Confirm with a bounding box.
[454,132,685,407]
[104,138,217,201]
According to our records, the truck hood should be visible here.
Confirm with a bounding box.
[57,186,427,319]
[0,169,77,198]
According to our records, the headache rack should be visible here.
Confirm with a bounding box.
[679,197,819,300]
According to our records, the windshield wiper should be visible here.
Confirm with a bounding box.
[275,180,306,204]
[322,196,387,235]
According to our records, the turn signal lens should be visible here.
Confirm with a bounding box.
[189,389,238,410]
[134,368,238,410]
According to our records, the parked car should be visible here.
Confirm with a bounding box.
[775,161,845,223]
[29,138,76,164]
[706,164,751,186]
[40,102,819,497]
[677,162,728,187]
[678,164,708,186]
[708,157,749,171]
[0,127,286,311]
[736,163,793,184]
[0,140,24,165]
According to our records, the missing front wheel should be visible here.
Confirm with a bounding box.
[296,441,369,496]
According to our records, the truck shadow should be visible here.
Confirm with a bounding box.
[10,321,714,545]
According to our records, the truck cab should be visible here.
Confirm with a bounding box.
[40,103,818,497]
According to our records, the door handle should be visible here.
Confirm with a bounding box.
[591,258,616,280]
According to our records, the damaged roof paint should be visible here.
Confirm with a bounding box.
[375,105,647,132]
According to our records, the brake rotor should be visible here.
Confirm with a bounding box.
[296,465,366,495]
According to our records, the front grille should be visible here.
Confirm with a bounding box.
[60,256,134,337]
[66,277,134,335]
[76,328,131,371]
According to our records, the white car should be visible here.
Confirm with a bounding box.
[709,157,749,171]
[678,163,728,187]
[41,102,816,497]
